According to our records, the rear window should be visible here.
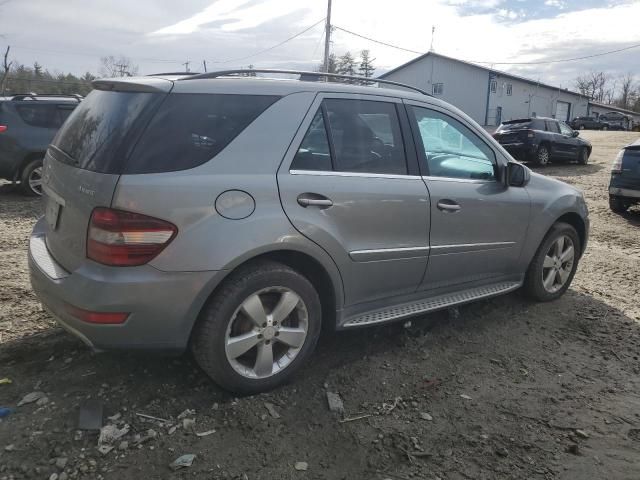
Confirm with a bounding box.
[126,93,279,174]
[52,90,163,173]
[497,119,544,132]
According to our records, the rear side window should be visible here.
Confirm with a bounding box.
[127,94,280,174]
[15,104,58,128]
[291,99,408,175]
[52,90,163,173]
[546,121,560,133]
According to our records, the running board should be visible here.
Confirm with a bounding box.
[342,281,521,328]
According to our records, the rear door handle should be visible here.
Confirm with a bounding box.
[297,194,333,208]
[437,200,461,212]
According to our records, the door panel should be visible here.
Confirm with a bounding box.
[278,94,430,306]
[406,101,531,291]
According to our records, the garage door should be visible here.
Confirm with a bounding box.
[555,101,570,122]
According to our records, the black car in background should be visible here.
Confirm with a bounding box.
[609,138,640,213]
[493,117,592,166]
[0,94,80,195]
[570,116,609,131]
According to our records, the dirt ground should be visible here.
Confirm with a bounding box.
[1,131,639,480]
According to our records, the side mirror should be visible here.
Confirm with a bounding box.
[572,130,579,137]
[507,161,530,187]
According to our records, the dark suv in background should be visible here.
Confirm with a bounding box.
[570,116,609,131]
[0,94,81,195]
[493,117,592,166]
[609,138,640,213]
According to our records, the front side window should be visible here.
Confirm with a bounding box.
[411,106,496,181]
[559,122,574,136]
[292,99,408,175]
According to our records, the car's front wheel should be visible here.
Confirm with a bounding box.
[577,147,589,165]
[609,196,629,214]
[20,158,44,196]
[192,260,322,394]
[524,222,580,301]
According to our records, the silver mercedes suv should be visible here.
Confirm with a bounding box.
[29,70,589,394]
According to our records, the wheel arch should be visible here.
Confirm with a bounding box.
[14,151,45,181]
[555,212,587,256]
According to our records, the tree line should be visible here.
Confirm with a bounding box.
[320,50,376,78]
[575,71,640,112]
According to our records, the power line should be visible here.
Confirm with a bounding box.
[334,24,640,65]
[211,18,325,65]
[333,26,422,55]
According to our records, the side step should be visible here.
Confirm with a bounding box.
[342,281,521,328]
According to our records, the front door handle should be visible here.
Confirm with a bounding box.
[297,194,333,208]
[437,200,461,212]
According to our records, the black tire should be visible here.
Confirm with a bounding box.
[609,196,629,214]
[523,222,580,302]
[577,147,589,165]
[191,260,322,394]
[534,144,550,166]
[20,159,44,196]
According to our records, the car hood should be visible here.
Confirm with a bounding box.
[576,136,591,147]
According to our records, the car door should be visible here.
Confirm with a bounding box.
[559,121,579,157]
[544,120,568,158]
[278,94,430,307]
[405,101,530,292]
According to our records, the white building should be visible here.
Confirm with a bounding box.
[380,52,591,127]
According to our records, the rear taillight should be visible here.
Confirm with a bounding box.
[611,150,624,173]
[0,125,7,133]
[87,208,177,266]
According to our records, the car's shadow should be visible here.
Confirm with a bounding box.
[526,162,604,177]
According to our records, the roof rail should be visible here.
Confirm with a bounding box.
[148,72,199,77]
[10,93,83,102]
[181,69,431,97]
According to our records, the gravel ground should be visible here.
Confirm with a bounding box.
[0,131,639,480]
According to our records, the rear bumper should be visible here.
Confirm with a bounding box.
[28,217,224,352]
[500,142,536,160]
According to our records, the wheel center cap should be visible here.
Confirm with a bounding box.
[263,326,276,340]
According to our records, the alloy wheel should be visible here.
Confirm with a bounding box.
[29,166,43,196]
[224,287,308,379]
[538,147,549,165]
[541,235,575,293]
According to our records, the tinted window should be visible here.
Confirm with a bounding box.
[323,99,407,175]
[412,106,496,181]
[291,109,332,171]
[52,90,163,173]
[559,122,574,136]
[497,119,544,131]
[15,104,58,128]
[127,94,279,174]
[546,121,560,133]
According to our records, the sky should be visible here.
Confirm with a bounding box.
[1,0,639,90]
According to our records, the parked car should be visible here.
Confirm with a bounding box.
[0,94,81,195]
[493,117,592,166]
[598,112,629,131]
[609,138,640,213]
[29,71,590,394]
[570,116,609,130]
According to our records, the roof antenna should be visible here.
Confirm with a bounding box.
[430,26,436,52]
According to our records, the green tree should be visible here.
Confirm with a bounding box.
[358,50,375,78]
[336,52,357,77]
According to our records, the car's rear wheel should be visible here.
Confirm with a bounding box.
[534,144,550,166]
[20,159,44,196]
[191,260,322,394]
[577,147,589,165]
[524,222,580,301]
[609,196,629,214]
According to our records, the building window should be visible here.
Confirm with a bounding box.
[432,83,444,95]
[490,80,497,93]
[506,84,512,96]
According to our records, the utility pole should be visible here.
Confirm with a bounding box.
[429,26,435,52]
[182,61,191,73]
[202,60,207,73]
[322,0,332,73]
